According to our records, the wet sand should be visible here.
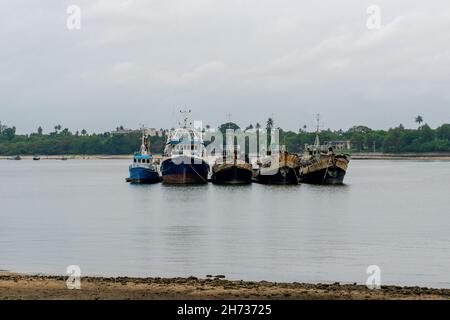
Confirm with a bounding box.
[1,273,449,300]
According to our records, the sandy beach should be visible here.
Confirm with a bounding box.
[1,273,449,300]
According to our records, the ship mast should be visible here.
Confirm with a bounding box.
[179,109,192,129]
[314,113,321,148]
[139,124,149,154]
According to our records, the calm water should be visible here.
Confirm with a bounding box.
[1,159,449,288]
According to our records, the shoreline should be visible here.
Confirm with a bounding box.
[350,152,450,161]
[2,153,450,161]
[1,272,449,300]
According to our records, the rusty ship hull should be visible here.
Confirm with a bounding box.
[256,166,299,185]
[211,162,253,185]
[256,152,300,185]
[300,154,349,185]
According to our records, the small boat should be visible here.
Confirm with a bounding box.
[33,155,41,161]
[128,130,160,184]
[299,115,350,185]
[7,155,21,160]
[212,150,253,185]
[255,150,300,185]
[161,111,209,184]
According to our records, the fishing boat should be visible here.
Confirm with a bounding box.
[299,115,350,185]
[7,155,21,160]
[212,150,253,184]
[128,130,160,184]
[299,147,349,185]
[255,150,300,185]
[160,111,209,184]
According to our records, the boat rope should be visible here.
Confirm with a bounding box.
[189,163,209,183]
[293,165,300,182]
[323,155,333,181]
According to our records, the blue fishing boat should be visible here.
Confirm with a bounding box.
[161,111,209,184]
[128,131,161,184]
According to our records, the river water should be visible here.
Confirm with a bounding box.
[0,159,449,288]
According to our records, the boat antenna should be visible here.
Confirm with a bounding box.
[226,113,232,128]
[139,123,148,154]
[179,109,191,128]
[314,113,321,147]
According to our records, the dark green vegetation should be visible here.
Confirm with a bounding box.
[280,123,450,153]
[1,119,449,155]
[0,126,166,156]
[217,119,450,154]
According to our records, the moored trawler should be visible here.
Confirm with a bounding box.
[299,147,349,185]
[212,151,253,185]
[161,112,209,184]
[255,150,300,185]
[299,115,350,185]
[128,130,160,184]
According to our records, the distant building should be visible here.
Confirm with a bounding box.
[147,128,157,136]
[112,127,139,134]
[111,127,166,137]
[146,128,165,137]
[324,140,352,150]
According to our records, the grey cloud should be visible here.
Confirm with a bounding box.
[0,0,449,133]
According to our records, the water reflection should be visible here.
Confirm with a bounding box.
[0,159,449,287]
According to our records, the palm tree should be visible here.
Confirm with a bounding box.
[61,128,71,135]
[255,123,261,130]
[415,115,423,127]
[37,126,43,135]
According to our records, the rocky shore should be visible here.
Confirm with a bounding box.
[1,273,449,300]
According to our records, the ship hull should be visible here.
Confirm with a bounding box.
[256,166,299,185]
[300,166,346,185]
[300,155,349,185]
[161,156,209,184]
[212,164,253,185]
[128,167,161,184]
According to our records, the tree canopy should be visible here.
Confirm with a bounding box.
[1,121,449,155]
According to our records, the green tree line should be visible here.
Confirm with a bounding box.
[0,126,167,156]
[1,120,449,155]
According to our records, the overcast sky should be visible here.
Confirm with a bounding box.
[1,0,449,133]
